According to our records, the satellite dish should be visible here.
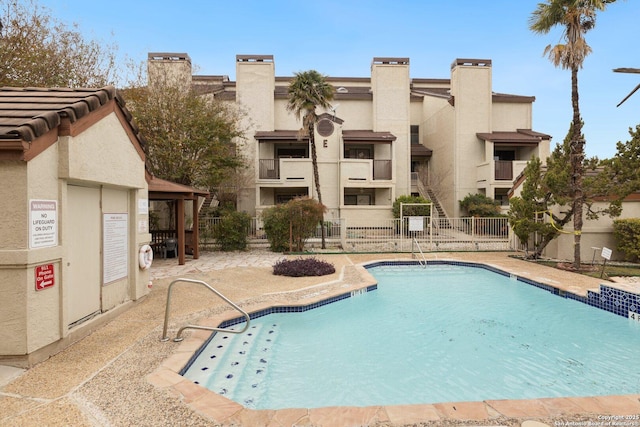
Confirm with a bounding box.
[328,103,340,117]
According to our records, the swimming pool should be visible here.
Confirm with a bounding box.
[182,262,640,410]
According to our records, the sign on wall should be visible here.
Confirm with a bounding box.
[29,200,58,249]
[35,263,55,291]
[103,213,128,285]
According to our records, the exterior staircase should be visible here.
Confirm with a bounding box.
[420,185,452,229]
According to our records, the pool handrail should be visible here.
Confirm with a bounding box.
[412,238,427,268]
[161,278,250,342]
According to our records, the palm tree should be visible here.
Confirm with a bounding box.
[529,0,612,269]
[287,70,334,249]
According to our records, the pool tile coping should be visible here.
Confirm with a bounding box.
[148,259,640,426]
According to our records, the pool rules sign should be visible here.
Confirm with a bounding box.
[29,199,58,249]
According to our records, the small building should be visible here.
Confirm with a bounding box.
[0,87,151,367]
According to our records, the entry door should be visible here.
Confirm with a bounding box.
[67,185,101,326]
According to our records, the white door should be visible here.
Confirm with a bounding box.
[67,185,101,326]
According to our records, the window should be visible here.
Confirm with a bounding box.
[411,125,419,145]
[494,150,515,161]
[275,190,308,204]
[277,147,307,158]
[344,190,373,205]
[345,146,372,159]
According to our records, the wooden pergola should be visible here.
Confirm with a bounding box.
[147,173,209,265]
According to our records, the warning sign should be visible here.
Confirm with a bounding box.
[30,200,58,249]
[35,264,55,291]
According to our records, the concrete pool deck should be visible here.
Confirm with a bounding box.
[1,250,639,427]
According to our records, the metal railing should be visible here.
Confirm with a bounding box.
[199,216,512,252]
[161,278,250,342]
[412,237,427,267]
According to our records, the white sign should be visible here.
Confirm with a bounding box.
[138,198,149,214]
[408,216,424,232]
[629,311,640,323]
[601,247,612,260]
[29,200,58,248]
[103,213,128,285]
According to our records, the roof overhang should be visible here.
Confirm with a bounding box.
[411,144,432,157]
[147,174,209,200]
[255,130,308,141]
[343,130,396,144]
[476,129,550,146]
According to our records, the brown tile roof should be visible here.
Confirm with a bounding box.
[0,86,144,161]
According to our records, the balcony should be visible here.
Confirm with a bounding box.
[258,158,312,182]
[341,159,392,182]
[259,159,279,179]
[477,160,528,188]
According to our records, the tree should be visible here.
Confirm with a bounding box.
[529,0,613,268]
[0,0,119,87]
[287,70,334,249]
[593,125,640,216]
[123,81,246,190]
[508,124,638,259]
[508,156,570,258]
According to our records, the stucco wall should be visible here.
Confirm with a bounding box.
[451,64,492,217]
[60,113,146,189]
[371,61,410,195]
[492,102,532,130]
[423,98,455,216]
[0,161,27,250]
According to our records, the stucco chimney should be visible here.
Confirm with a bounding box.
[147,52,192,91]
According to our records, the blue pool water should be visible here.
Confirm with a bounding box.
[183,263,640,409]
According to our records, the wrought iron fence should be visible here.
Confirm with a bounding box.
[199,216,512,252]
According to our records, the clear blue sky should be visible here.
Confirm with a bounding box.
[40,0,640,159]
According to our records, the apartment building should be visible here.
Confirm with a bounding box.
[148,53,551,225]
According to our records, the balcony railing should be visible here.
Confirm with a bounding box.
[259,159,279,179]
[494,160,513,180]
[373,159,392,180]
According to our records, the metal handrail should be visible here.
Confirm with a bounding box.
[161,278,250,342]
[412,238,427,268]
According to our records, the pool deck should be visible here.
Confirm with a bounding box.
[1,251,640,427]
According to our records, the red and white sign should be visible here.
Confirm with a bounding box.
[35,264,55,291]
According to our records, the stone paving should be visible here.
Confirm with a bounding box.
[1,250,639,427]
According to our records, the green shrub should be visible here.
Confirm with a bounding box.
[392,195,431,218]
[262,204,289,252]
[262,197,324,252]
[273,257,335,277]
[459,193,502,217]
[613,218,640,262]
[214,211,251,251]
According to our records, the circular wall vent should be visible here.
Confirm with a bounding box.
[317,119,334,137]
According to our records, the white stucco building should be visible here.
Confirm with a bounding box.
[148,53,551,225]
